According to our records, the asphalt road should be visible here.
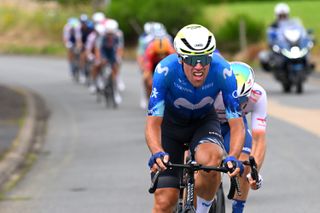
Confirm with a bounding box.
[0,55,319,212]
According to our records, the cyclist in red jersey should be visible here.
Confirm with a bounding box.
[143,37,175,98]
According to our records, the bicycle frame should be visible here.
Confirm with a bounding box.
[149,161,230,213]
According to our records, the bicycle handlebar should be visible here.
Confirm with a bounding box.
[148,161,240,199]
[167,162,229,173]
[148,156,260,198]
[243,156,259,182]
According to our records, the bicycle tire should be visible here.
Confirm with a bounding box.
[96,89,102,103]
[209,183,225,213]
[104,76,117,108]
[71,49,81,82]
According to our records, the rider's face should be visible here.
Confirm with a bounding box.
[278,13,288,20]
[181,55,211,88]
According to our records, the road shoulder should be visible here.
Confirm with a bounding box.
[0,85,49,195]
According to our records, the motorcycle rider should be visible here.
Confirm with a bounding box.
[259,2,291,71]
[259,2,314,75]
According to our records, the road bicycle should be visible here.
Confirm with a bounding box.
[96,65,117,109]
[149,156,259,213]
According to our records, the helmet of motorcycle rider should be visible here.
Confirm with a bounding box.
[230,61,255,102]
[92,12,105,24]
[274,3,290,20]
[174,24,216,57]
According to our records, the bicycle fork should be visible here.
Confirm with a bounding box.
[183,170,196,212]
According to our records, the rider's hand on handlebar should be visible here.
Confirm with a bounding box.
[246,173,263,190]
[223,156,244,177]
[148,151,169,173]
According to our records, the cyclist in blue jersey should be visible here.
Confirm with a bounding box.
[79,14,94,84]
[145,24,245,213]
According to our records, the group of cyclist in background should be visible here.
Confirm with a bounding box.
[63,12,125,105]
[136,21,176,109]
[62,8,270,213]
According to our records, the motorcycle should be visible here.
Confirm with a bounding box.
[259,19,314,93]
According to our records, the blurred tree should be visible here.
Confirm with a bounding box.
[106,0,207,45]
[37,0,109,7]
[216,14,264,52]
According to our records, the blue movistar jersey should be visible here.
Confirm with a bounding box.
[147,53,242,121]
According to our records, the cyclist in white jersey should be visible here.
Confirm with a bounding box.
[214,61,267,213]
[63,17,82,78]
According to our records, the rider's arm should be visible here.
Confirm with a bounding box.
[250,85,268,171]
[220,61,245,158]
[94,36,103,62]
[116,30,124,61]
[145,58,169,171]
[219,59,245,175]
[228,117,245,159]
[75,26,82,49]
[62,25,71,48]
[143,43,154,73]
[145,116,163,154]
[136,35,147,70]
[251,130,266,171]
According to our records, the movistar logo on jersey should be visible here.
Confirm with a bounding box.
[151,88,159,98]
[147,101,165,116]
[155,63,169,76]
[223,68,233,79]
[173,97,214,110]
[232,90,239,98]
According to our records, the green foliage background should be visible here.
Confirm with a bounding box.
[106,0,207,45]
[1,0,319,55]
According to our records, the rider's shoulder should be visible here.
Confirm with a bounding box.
[211,53,230,68]
[253,83,266,92]
[210,53,231,77]
[159,53,179,65]
[153,54,180,79]
[251,83,267,100]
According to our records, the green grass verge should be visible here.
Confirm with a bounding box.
[0,44,65,56]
